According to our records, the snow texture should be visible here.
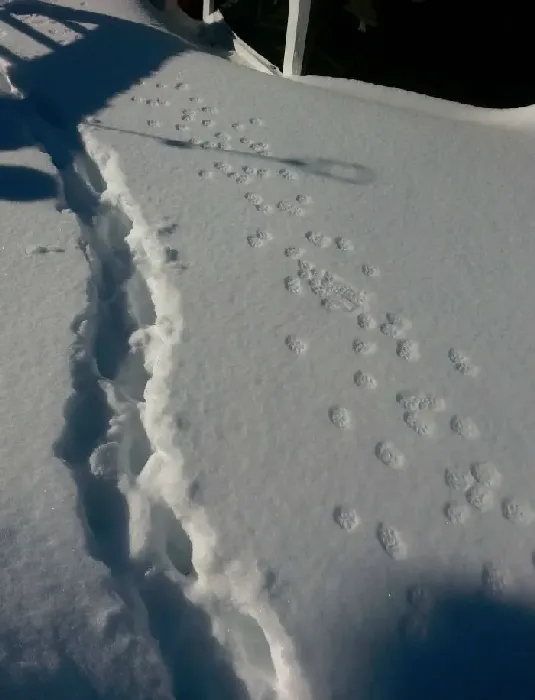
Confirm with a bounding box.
[3,1,535,700]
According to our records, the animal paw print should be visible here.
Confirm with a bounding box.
[502,497,534,525]
[380,313,412,339]
[335,237,354,252]
[285,247,304,259]
[305,231,332,248]
[448,348,479,377]
[329,405,352,429]
[444,501,471,524]
[397,391,445,413]
[396,340,420,362]
[244,192,263,206]
[451,462,501,513]
[353,338,377,356]
[333,506,360,532]
[256,203,273,215]
[354,370,377,390]
[308,270,369,313]
[285,335,308,355]
[396,390,443,438]
[279,168,298,180]
[375,441,405,469]
[481,562,511,596]
[377,523,407,560]
[471,461,502,488]
[357,312,377,330]
[444,467,474,492]
[277,200,303,217]
[403,411,436,438]
[465,484,494,511]
[182,109,196,122]
[362,263,379,277]
[450,414,480,439]
[246,228,272,248]
[284,276,302,294]
[250,142,271,156]
[214,161,233,174]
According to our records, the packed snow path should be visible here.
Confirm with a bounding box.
[3,2,535,700]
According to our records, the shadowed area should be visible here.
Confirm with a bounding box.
[334,577,535,700]
[0,164,56,199]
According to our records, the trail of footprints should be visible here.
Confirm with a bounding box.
[135,73,531,591]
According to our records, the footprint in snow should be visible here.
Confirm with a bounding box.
[329,405,352,429]
[444,467,474,492]
[335,237,354,252]
[333,506,360,532]
[450,414,480,440]
[448,347,479,377]
[444,501,471,524]
[377,523,407,560]
[279,168,298,180]
[285,335,308,354]
[481,562,511,596]
[246,228,272,248]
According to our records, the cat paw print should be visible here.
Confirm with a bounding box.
[377,523,407,560]
[246,228,272,248]
[329,405,352,429]
[333,506,360,532]
[285,335,308,355]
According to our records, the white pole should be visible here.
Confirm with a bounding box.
[203,0,215,20]
[283,0,311,76]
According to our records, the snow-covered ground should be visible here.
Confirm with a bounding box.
[3,2,535,699]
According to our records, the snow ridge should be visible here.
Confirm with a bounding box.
[1,53,307,698]
[79,129,309,700]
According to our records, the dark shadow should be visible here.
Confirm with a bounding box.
[138,570,251,700]
[0,163,56,200]
[0,630,102,700]
[0,94,30,151]
[303,0,534,108]
[335,576,535,700]
[1,2,374,187]
[91,122,376,186]
[1,0,197,154]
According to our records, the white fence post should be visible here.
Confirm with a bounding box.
[283,0,311,76]
[203,0,215,20]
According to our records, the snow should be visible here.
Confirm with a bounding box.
[3,1,535,700]
[0,96,174,698]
